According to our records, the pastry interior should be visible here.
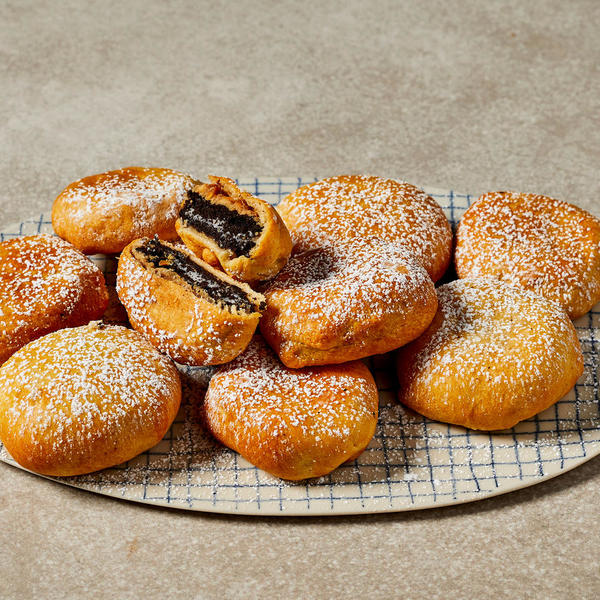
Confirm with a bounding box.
[179,186,263,258]
[132,238,265,314]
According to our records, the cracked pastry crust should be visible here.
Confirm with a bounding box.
[116,237,266,366]
[52,166,198,254]
[176,176,292,283]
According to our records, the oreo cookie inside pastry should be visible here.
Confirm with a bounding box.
[117,237,265,366]
[176,176,292,283]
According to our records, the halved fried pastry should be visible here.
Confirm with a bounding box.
[117,237,265,365]
[176,176,292,283]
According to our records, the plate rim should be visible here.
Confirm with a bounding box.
[1,183,599,516]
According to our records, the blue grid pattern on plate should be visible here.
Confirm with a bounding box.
[1,177,599,516]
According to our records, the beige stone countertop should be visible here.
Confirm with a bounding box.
[1,1,599,598]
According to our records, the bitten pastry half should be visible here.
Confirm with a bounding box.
[0,234,108,364]
[396,278,584,431]
[176,176,292,283]
[204,337,379,480]
[260,237,438,368]
[455,191,600,319]
[52,166,198,254]
[276,175,452,282]
[117,237,266,365]
[0,323,181,477]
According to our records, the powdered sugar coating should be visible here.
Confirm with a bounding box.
[264,237,433,327]
[204,337,379,479]
[1,186,599,512]
[455,191,600,319]
[116,240,261,366]
[260,237,437,366]
[0,323,181,476]
[52,167,196,253]
[397,278,584,430]
[58,167,193,222]
[0,234,108,363]
[276,175,452,281]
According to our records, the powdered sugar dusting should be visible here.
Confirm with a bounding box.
[0,323,180,460]
[54,167,196,248]
[204,337,377,459]
[116,244,254,365]
[397,278,583,429]
[265,237,431,322]
[1,182,599,513]
[0,234,108,362]
[455,191,600,318]
[59,167,193,220]
[407,278,579,386]
[261,237,436,359]
[276,175,452,280]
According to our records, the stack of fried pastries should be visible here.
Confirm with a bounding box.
[0,169,597,481]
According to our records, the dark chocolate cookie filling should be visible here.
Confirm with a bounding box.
[180,190,262,257]
[137,239,263,313]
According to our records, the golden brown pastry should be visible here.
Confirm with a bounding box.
[276,175,452,281]
[0,322,181,476]
[204,336,378,480]
[0,234,108,365]
[117,237,265,365]
[455,191,600,319]
[176,176,292,283]
[260,237,437,368]
[52,166,197,254]
[396,278,583,430]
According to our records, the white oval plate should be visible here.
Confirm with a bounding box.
[1,178,599,516]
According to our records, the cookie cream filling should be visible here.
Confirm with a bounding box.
[180,189,262,257]
[134,239,262,313]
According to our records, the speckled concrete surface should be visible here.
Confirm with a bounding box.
[1,1,600,598]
